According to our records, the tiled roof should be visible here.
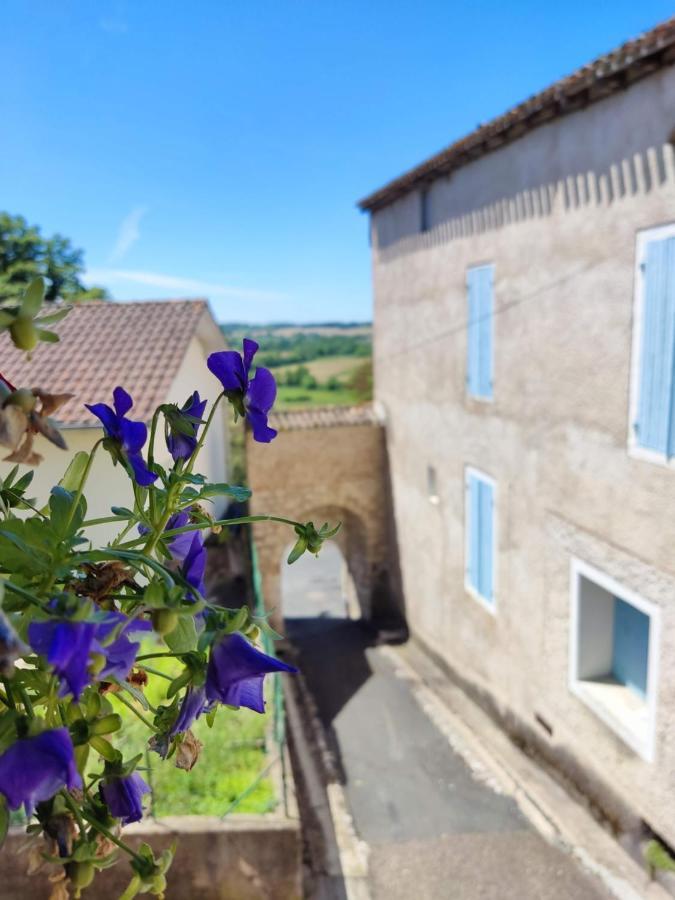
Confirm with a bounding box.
[0,299,211,426]
[269,404,380,432]
[358,17,675,212]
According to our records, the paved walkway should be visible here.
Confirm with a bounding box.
[283,548,612,900]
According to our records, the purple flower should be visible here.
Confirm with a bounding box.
[0,728,81,813]
[206,633,296,713]
[207,340,277,443]
[182,531,206,599]
[95,612,152,682]
[100,772,150,824]
[166,391,207,461]
[29,611,151,697]
[86,387,157,487]
[29,619,98,700]
[170,685,208,737]
[165,511,193,563]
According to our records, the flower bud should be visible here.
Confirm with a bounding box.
[5,387,37,412]
[66,861,95,890]
[152,609,179,636]
[9,317,39,351]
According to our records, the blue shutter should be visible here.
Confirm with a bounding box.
[478,479,494,602]
[467,266,494,399]
[636,237,675,455]
[467,472,495,604]
[467,271,481,396]
[477,267,494,398]
[468,474,481,593]
[612,598,650,697]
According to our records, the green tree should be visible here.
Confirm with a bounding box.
[348,359,373,402]
[0,212,108,303]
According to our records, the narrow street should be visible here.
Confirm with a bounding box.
[283,548,613,900]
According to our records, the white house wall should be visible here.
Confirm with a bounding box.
[370,64,675,843]
[0,333,228,545]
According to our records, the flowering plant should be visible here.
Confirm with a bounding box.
[0,278,335,898]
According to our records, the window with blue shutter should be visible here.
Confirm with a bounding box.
[635,235,675,456]
[467,265,494,399]
[612,597,650,697]
[466,471,495,605]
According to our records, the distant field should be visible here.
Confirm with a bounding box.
[273,355,362,381]
[268,325,371,337]
[220,321,372,410]
[276,385,360,409]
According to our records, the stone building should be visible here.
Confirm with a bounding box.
[358,19,675,846]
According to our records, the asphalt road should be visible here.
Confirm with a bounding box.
[284,547,611,900]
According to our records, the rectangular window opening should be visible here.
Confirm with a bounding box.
[570,560,659,761]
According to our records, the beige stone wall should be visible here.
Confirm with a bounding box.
[370,66,675,843]
[246,419,396,629]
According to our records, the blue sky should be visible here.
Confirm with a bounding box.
[2,1,674,323]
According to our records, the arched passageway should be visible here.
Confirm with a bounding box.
[246,406,405,635]
[282,540,353,621]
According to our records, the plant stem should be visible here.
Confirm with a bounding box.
[81,809,146,865]
[81,515,131,528]
[61,789,87,836]
[118,514,302,550]
[184,392,224,476]
[136,652,182,662]
[3,580,45,608]
[65,439,103,533]
[2,679,15,709]
[147,408,162,521]
[140,664,174,680]
[112,690,158,732]
[17,684,34,717]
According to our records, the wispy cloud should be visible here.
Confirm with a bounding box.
[85,268,287,302]
[109,206,148,262]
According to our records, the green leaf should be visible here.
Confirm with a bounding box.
[58,451,89,493]
[645,840,675,873]
[35,305,71,326]
[20,276,45,317]
[110,506,134,518]
[118,682,150,710]
[143,581,166,608]
[0,310,16,328]
[164,615,198,653]
[89,735,121,763]
[199,483,251,502]
[0,796,8,850]
[35,328,59,343]
[287,535,308,565]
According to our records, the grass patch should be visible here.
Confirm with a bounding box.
[108,647,276,817]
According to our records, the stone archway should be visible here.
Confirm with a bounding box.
[245,406,405,633]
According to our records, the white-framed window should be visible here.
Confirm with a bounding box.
[466,264,494,400]
[569,558,660,762]
[464,467,496,612]
[629,222,675,465]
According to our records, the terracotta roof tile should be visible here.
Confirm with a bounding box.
[358,16,675,211]
[0,299,210,426]
[269,404,379,432]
